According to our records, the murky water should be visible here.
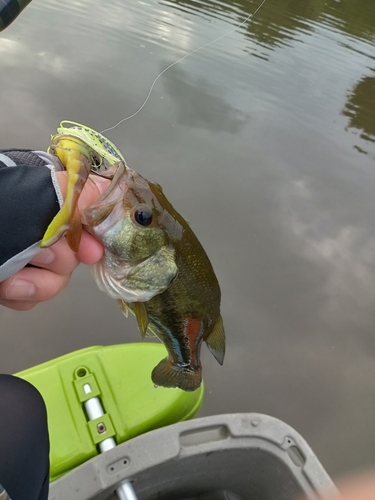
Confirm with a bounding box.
[1,0,375,480]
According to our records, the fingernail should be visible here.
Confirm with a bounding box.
[6,279,36,300]
[30,248,55,265]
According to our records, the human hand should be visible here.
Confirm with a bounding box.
[0,172,110,311]
[302,471,375,500]
[331,472,375,500]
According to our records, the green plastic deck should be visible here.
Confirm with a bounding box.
[16,343,204,481]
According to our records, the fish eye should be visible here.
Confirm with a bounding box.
[134,206,153,226]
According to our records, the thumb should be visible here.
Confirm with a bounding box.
[56,171,110,210]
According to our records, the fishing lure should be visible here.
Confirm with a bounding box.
[41,121,125,251]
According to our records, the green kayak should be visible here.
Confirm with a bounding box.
[16,343,203,482]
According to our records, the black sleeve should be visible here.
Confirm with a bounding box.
[0,0,33,33]
[0,150,64,282]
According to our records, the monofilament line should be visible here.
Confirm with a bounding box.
[100,0,267,134]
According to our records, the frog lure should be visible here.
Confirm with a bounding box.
[42,121,225,392]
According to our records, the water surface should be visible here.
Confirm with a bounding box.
[1,0,375,478]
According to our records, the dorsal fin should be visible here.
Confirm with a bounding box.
[205,315,225,365]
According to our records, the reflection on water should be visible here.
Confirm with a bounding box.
[324,0,375,40]
[344,72,375,146]
[163,64,249,132]
[1,0,375,481]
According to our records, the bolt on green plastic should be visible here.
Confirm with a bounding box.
[88,414,116,444]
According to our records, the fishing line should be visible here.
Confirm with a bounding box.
[100,0,267,134]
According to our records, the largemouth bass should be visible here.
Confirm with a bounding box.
[43,122,225,392]
[83,162,225,391]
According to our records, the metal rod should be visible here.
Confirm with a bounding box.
[116,481,139,500]
[83,383,138,500]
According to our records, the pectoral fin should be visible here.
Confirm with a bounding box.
[117,299,129,318]
[133,302,149,339]
[205,315,225,365]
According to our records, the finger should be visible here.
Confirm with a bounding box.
[29,238,80,276]
[0,267,71,309]
[0,299,37,311]
[56,172,110,210]
[56,172,108,263]
[32,229,104,267]
[76,230,104,265]
[333,472,375,500]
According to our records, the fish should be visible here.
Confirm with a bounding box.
[83,162,225,392]
[44,122,225,392]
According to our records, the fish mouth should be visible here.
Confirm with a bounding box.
[82,177,129,237]
[82,163,154,236]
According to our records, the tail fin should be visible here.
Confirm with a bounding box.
[151,358,202,392]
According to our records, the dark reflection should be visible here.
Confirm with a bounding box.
[324,0,375,41]
[164,0,375,154]
[162,0,375,49]
[163,64,249,133]
[343,71,375,145]
[163,0,315,49]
